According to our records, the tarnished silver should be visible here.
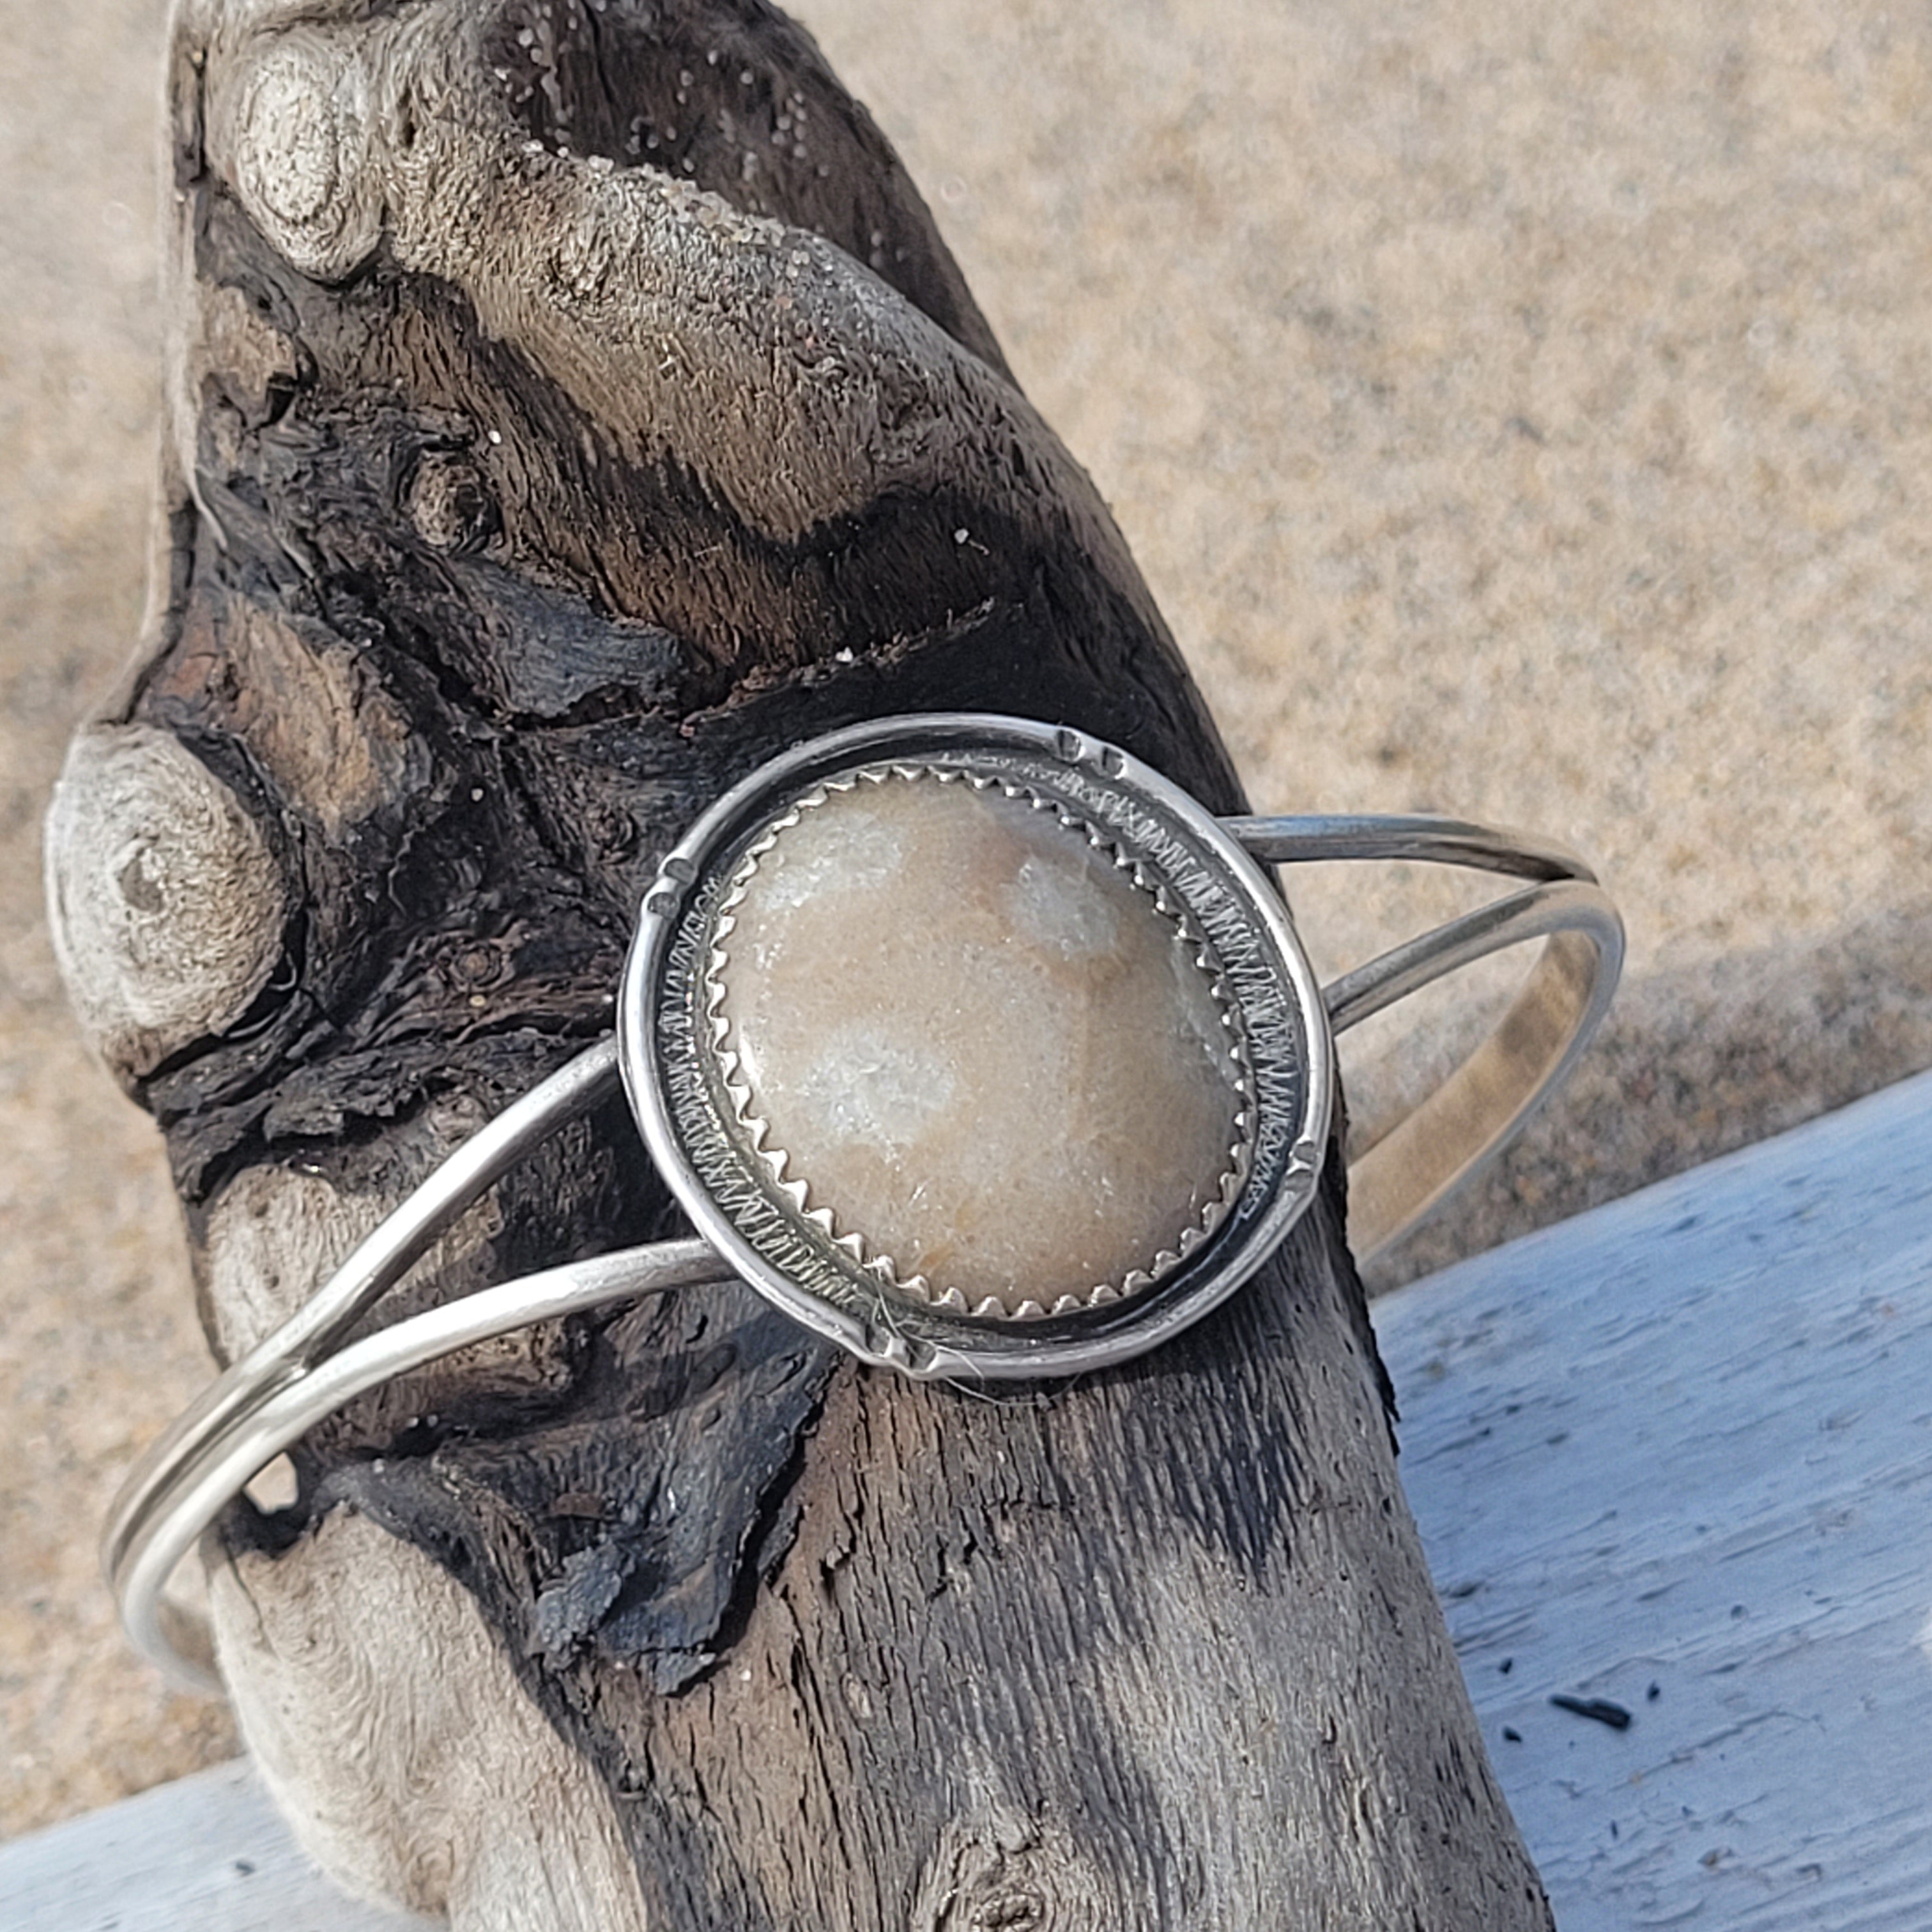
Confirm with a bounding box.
[625,716,1330,1383]
[697,762,1257,1322]
[105,710,1622,1691]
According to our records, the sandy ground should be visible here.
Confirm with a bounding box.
[3,0,1928,1837]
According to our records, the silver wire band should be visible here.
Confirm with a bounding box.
[1241,814,1622,1261]
[105,809,1621,1692]
[1321,881,1621,1259]
[1227,811,1595,884]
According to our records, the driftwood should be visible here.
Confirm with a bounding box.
[45,2,1552,1925]
[16,1073,1932,1928]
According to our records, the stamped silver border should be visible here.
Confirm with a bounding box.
[706,763,1255,1319]
[619,714,1334,1381]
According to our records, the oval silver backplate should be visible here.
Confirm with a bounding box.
[619,713,1332,1381]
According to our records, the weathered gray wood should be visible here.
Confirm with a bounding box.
[0,1758,429,1932]
[40,0,1547,1924]
[15,1068,1929,1928]
[1379,1064,1932,1932]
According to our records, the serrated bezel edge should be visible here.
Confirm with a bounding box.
[700,763,1257,1322]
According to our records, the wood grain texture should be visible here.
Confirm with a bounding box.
[1378,1065,1932,1931]
[11,1070,1928,1928]
[41,0,1547,1922]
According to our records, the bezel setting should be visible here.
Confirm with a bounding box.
[620,714,1334,1380]
[706,763,1257,1320]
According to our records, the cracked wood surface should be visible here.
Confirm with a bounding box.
[11,1071,1929,1926]
[42,1,1549,1924]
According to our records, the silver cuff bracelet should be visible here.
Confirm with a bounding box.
[105,712,1623,1690]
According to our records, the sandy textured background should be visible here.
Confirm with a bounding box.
[4,0,1928,1837]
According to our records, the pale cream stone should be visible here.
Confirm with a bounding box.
[714,772,1246,1315]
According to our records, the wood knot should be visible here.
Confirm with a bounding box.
[406,450,499,553]
[584,801,638,861]
[45,724,288,1078]
[549,216,617,306]
[218,32,381,280]
[445,938,510,992]
[972,1894,1046,1930]
[247,60,340,226]
[920,1813,1103,1932]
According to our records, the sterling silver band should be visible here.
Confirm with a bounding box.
[1231,813,1621,1259]
[105,721,1622,1693]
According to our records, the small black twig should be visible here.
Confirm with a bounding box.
[1549,1694,1632,1731]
